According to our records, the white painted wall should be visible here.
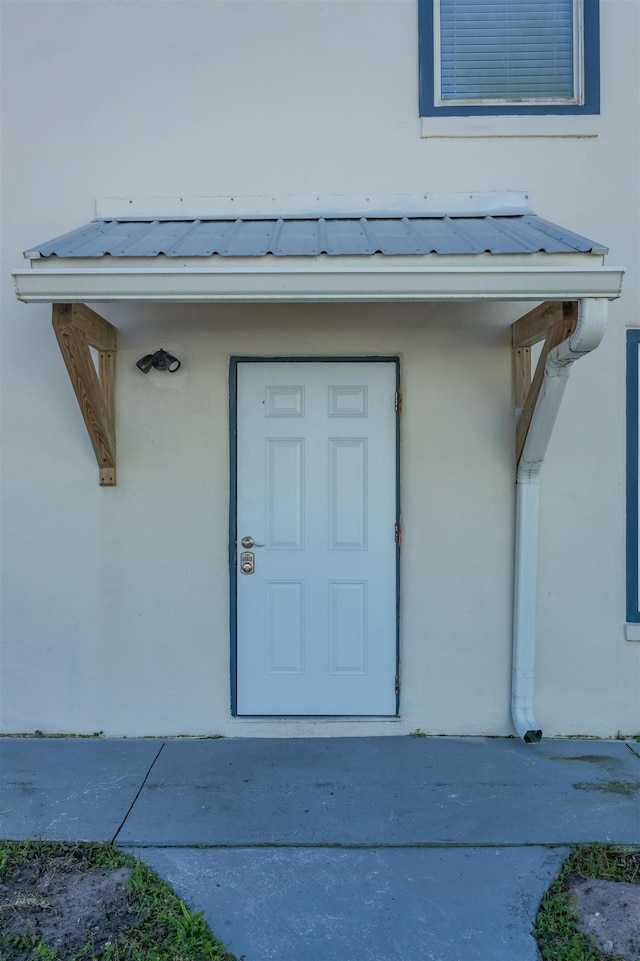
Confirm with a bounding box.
[1,0,638,737]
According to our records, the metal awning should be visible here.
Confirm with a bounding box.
[23,214,609,258]
[13,213,624,303]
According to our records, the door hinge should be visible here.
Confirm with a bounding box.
[395,522,402,546]
[394,391,402,414]
[395,674,400,695]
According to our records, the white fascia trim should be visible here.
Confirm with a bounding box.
[12,265,625,304]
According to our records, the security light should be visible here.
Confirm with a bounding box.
[136,353,155,373]
[136,349,181,373]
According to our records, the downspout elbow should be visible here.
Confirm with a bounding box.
[513,711,542,744]
[553,297,608,363]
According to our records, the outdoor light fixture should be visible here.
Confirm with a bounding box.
[136,349,181,373]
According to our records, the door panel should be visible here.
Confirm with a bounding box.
[235,361,397,715]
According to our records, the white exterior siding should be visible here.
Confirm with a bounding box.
[1,0,638,737]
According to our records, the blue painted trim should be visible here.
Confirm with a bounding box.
[229,360,239,715]
[229,356,401,718]
[626,333,640,622]
[394,360,401,715]
[235,355,399,364]
[419,0,600,117]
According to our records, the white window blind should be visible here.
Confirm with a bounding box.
[438,0,576,103]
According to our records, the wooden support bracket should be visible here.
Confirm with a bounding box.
[512,301,563,350]
[514,301,578,469]
[52,304,117,485]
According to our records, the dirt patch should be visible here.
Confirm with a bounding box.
[0,860,134,957]
[0,842,235,960]
[537,849,640,961]
[569,877,640,960]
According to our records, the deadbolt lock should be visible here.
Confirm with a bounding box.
[240,551,255,575]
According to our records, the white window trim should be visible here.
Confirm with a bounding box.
[420,114,599,139]
[433,0,585,109]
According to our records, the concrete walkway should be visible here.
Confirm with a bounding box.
[1,736,639,961]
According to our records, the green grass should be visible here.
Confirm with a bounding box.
[0,732,105,739]
[534,843,640,961]
[0,841,237,961]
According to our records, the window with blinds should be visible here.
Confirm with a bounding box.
[418,0,600,116]
[437,0,577,104]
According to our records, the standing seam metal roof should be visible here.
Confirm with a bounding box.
[24,215,608,259]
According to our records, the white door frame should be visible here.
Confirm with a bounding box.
[229,356,401,717]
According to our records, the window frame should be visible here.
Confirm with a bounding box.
[627,331,640,623]
[418,0,600,117]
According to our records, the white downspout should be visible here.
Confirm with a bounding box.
[512,298,608,742]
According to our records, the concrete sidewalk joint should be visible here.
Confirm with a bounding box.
[111,741,167,844]
[120,840,607,851]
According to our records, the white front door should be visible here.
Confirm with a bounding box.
[235,360,398,716]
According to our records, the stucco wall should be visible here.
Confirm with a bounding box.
[1,0,638,737]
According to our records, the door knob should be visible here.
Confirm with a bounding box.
[241,536,264,549]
